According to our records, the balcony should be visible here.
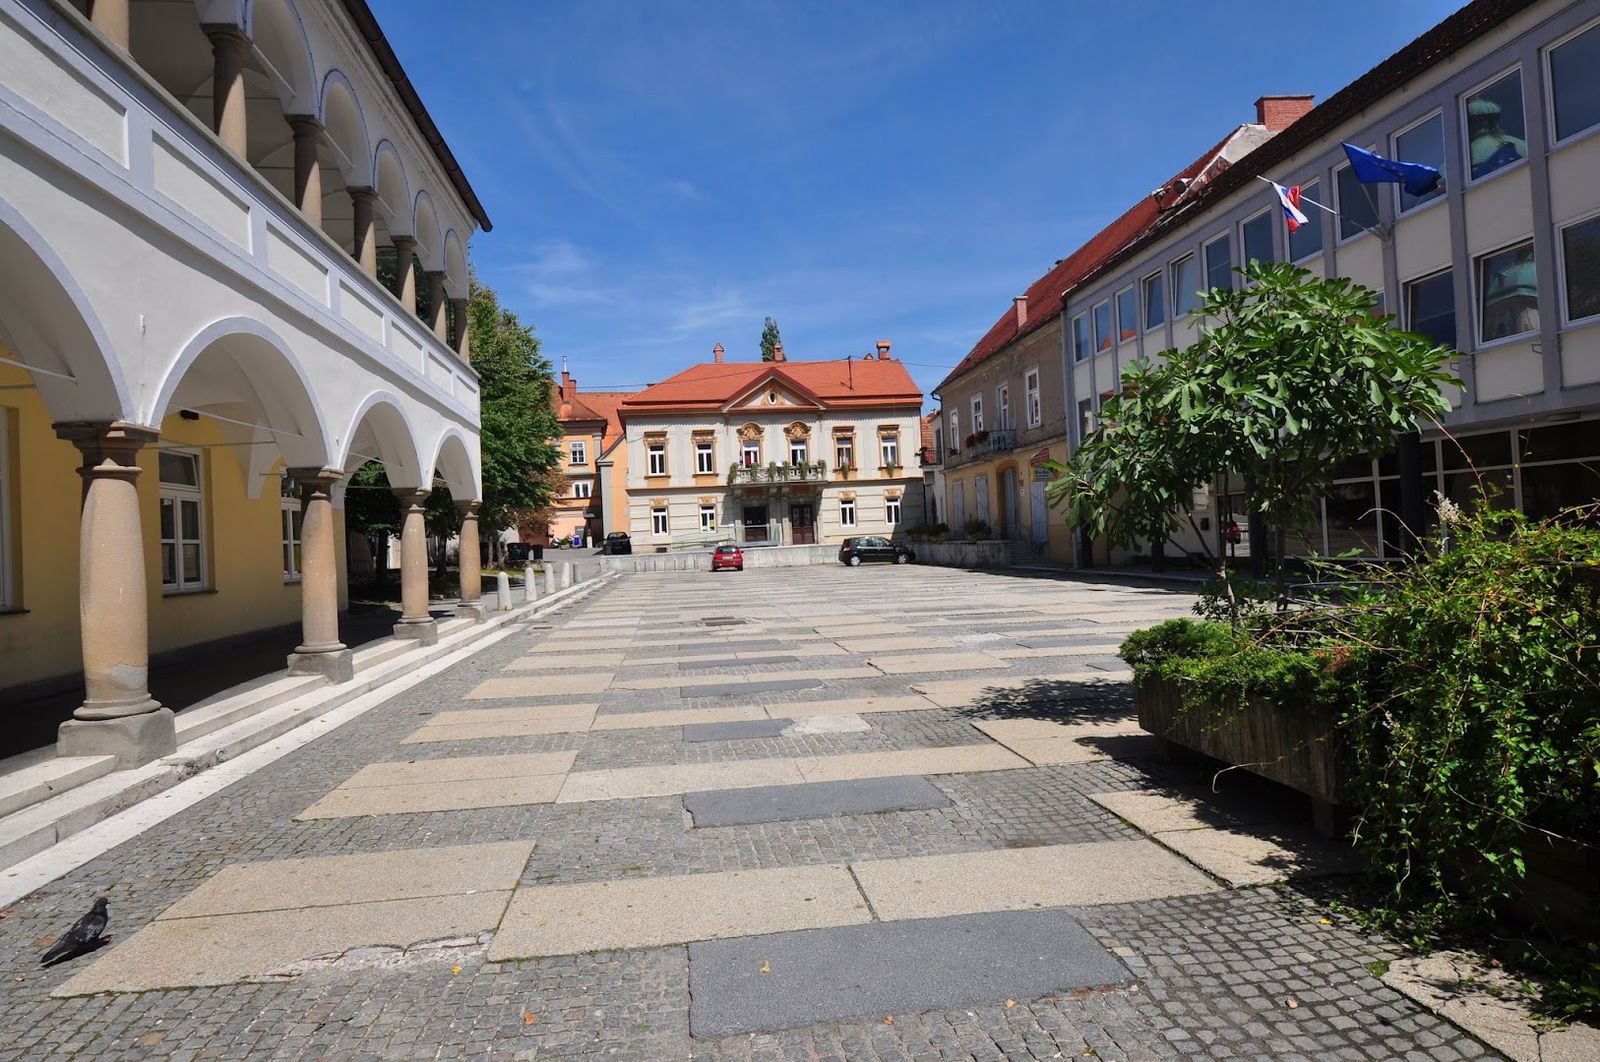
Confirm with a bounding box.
[727,461,829,485]
[955,429,1018,461]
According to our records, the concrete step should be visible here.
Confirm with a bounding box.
[0,751,120,820]
[174,674,323,745]
[0,759,182,870]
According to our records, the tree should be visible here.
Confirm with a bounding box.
[1050,260,1460,610]
[760,316,781,361]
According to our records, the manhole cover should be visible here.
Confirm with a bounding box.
[702,617,746,627]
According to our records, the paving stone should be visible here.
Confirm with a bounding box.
[591,705,770,730]
[868,651,1008,675]
[402,705,598,742]
[684,777,953,827]
[678,677,825,698]
[688,910,1131,1038]
[682,718,794,742]
[465,672,614,698]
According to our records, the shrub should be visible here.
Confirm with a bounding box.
[963,519,993,539]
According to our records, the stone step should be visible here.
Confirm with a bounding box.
[174,674,324,745]
[0,758,182,870]
[0,750,120,820]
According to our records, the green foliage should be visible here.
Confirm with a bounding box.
[1052,261,1461,609]
[344,460,401,540]
[963,518,992,539]
[1192,574,1277,626]
[1118,618,1327,718]
[905,522,949,541]
[760,316,781,361]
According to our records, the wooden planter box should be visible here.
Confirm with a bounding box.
[1136,674,1354,835]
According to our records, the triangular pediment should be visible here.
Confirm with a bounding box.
[723,370,824,413]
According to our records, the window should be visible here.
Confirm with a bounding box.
[699,504,717,533]
[0,408,9,608]
[695,441,715,474]
[836,434,855,469]
[997,385,1010,430]
[741,439,761,466]
[1071,313,1091,361]
[1076,397,1095,443]
[1141,271,1165,330]
[1241,210,1274,265]
[1203,234,1232,292]
[970,395,984,432]
[651,507,668,535]
[931,428,942,463]
[881,433,900,468]
[1393,113,1446,212]
[1092,301,1113,352]
[789,439,808,465]
[1561,215,1600,322]
[886,496,902,525]
[1405,270,1457,349]
[1550,21,1600,143]
[1115,288,1136,346]
[1478,240,1539,342]
[646,442,667,476]
[1465,69,1527,181]
[947,412,959,452]
[1288,179,1323,260]
[1170,253,1199,318]
[568,440,586,465]
[1025,370,1041,427]
[572,481,592,499]
[160,450,205,591]
[839,497,856,527]
[1335,162,1380,240]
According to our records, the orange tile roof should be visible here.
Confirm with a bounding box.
[621,357,923,414]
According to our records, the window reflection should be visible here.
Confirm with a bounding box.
[1465,71,1526,180]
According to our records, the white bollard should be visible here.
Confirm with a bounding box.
[560,563,574,588]
[495,571,511,611]
[544,563,558,596]
[524,565,539,603]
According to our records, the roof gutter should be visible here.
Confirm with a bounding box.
[338,0,493,232]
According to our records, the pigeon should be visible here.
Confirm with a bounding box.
[39,897,109,966]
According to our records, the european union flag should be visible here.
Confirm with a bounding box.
[1341,142,1443,198]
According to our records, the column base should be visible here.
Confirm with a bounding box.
[454,601,489,623]
[58,706,176,768]
[393,618,440,645]
[287,647,355,683]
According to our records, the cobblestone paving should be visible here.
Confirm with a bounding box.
[0,566,1501,1060]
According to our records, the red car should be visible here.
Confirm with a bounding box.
[711,544,744,571]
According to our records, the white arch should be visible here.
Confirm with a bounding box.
[338,391,426,490]
[244,0,316,112]
[0,198,132,422]
[411,189,443,269]
[373,140,411,235]
[148,316,333,468]
[428,427,480,500]
[442,229,468,297]
[317,70,372,187]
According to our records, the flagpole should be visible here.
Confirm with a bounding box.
[1253,175,1340,218]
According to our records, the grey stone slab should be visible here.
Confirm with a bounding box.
[678,677,822,698]
[680,654,799,670]
[681,718,794,743]
[687,909,1131,1038]
[684,776,952,827]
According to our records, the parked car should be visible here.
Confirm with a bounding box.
[711,543,744,571]
[838,536,915,566]
[602,531,632,556]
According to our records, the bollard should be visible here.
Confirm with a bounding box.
[544,564,558,596]
[496,571,511,611]
[524,565,539,603]
[560,563,574,589]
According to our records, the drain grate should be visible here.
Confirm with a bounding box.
[702,617,747,627]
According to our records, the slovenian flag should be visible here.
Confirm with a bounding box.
[1272,182,1308,232]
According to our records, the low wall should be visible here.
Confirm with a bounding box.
[916,540,1011,568]
[599,539,1010,573]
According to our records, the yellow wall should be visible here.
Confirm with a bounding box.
[0,365,336,693]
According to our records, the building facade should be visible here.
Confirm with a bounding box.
[549,369,629,548]
[618,343,925,550]
[1,0,489,763]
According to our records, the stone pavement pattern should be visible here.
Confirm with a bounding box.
[0,566,1503,1059]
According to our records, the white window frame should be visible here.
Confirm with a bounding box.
[1557,209,1600,326]
[1025,369,1041,428]
[881,433,900,468]
[1202,232,1234,290]
[568,440,587,465]
[789,439,808,465]
[1546,17,1600,147]
[695,441,715,474]
[280,475,302,583]
[835,434,854,469]
[1287,178,1324,261]
[160,448,207,593]
[1092,299,1113,354]
[1071,312,1091,361]
[647,442,667,476]
[1391,110,1447,215]
[741,439,761,466]
[572,480,592,499]
[1333,160,1380,243]
[699,504,717,533]
[1170,252,1199,319]
[996,385,1010,430]
[970,394,984,432]
[885,496,901,525]
[1474,237,1540,347]
[651,507,669,536]
[1240,207,1276,265]
[1114,287,1136,348]
[947,411,960,452]
[1141,270,1166,331]
[839,497,857,528]
[1461,65,1529,188]
[0,407,11,609]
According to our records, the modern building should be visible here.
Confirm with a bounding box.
[934,96,1313,563]
[1,0,489,764]
[1060,0,1600,564]
[617,342,925,550]
[549,367,630,548]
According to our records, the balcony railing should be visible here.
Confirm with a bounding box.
[958,429,1018,458]
[727,461,828,485]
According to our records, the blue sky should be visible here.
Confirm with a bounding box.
[382,0,1464,399]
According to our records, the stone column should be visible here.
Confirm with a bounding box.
[455,500,485,621]
[426,271,448,342]
[449,297,471,359]
[349,187,378,277]
[287,468,353,681]
[204,25,251,157]
[390,235,418,315]
[54,423,176,767]
[286,115,323,228]
[392,488,437,644]
[90,0,129,51]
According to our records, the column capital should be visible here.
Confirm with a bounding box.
[286,466,344,491]
[390,233,417,252]
[455,499,481,518]
[201,22,251,53]
[54,420,160,451]
[392,486,430,506]
[285,113,322,137]
[349,185,379,205]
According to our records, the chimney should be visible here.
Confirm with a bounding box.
[1013,296,1028,328]
[712,342,724,364]
[875,340,892,360]
[1255,94,1315,132]
[772,340,785,362]
[560,369,574,400]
